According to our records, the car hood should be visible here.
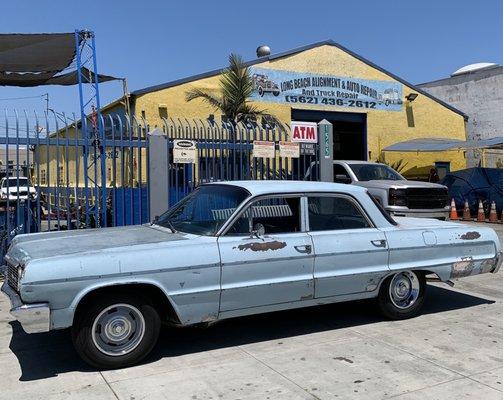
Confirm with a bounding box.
[354,180,447,190]
[6,225,189,265]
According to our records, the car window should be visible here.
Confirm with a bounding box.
[348,163,404,181]
[156,185,249,235]
[308,196,371,231]
[227,196,302,235]
[333,164,349,177]
[3,177,29,187]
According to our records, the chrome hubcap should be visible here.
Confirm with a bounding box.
[389,271,420,309]
[92,304,145,357]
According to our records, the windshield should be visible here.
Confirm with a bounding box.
[349,164,405,181]
[2,177,29,187]
[155,184,250,235]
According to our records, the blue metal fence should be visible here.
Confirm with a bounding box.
[1,111,319,259]
[0,110,149,257]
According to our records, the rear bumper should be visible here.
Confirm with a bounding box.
[1,280,50,334]
[493,252,503,274]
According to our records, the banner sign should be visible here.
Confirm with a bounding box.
[173,140,197,164]
[249,67,403,111]
[291,121,318,143]
[253,140,275,158]
[279,141,300,158]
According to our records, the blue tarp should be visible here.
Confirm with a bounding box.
[440,168,503,214]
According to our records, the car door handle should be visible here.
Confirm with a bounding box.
[371,240,387,248]
[294,245,312,254]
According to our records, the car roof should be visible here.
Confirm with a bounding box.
[207,180,367,196]
[334,160,377,165]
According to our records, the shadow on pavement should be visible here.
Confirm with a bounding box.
[8,284,494,380]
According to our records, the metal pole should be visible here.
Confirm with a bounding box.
[148,128,169,220]
[318,119,334,182]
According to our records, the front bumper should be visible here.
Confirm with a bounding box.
[0,280,50,334]
[387,206,450,220]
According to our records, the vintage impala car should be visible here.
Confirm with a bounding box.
[1,181,501,369]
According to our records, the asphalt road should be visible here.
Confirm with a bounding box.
[1,222,503,399]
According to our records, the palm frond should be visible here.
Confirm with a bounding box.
[185,88,223,110]
[185,52,279,126]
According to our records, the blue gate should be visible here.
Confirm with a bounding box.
[0,111,149,258]
[1,111,320,259]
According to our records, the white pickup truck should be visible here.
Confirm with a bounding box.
[305,161,450,220]
[0,176,37,201]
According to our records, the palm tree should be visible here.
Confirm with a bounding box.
[185,54,280,128]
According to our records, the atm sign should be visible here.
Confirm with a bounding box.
[291,121,318,143]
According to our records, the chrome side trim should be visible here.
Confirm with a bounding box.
[1,281,50,334]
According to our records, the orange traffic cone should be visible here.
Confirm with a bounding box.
[449,199,458,220]
[462,200,471,221]
[477,200,485,222]
[489,201,498,223]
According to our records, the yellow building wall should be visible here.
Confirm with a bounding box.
[134,44,467,177]
[41,44,467,189]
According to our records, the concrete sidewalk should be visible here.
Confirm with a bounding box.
[1,222,503,399]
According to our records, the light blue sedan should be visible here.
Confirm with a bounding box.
[2,181,501,369]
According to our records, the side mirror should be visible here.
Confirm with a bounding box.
[335,174,352,184]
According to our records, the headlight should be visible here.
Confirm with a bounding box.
[17,266,24,288]
[389,188,407,206]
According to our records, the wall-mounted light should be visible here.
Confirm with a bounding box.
[406,93,419,102]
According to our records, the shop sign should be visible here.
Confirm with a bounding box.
[279,141,300,158]
[253,140,275,158]
[249,67,403,111]
[300,143,316,156]
[173,140,197,164]
[291,121,318,143]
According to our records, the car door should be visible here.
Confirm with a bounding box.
[217,195,315,312]
[306,194,390,298]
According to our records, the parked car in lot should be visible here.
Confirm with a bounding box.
[305,161,450,219]
[0,176,37,201]
[1,181,501,369]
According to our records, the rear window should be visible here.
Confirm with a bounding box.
[368,193,397,225]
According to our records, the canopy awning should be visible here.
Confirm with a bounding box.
[383,137,503,152]
[0,33,121,87]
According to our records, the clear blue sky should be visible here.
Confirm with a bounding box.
[0,0,501,115]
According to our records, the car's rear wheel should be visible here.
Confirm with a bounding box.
[377,270,426,320]
[72,294,160,369]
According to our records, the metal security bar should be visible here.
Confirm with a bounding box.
[160,118,320,206]
[1,111,320,259]
[0,110,148,257]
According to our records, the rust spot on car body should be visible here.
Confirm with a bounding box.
[451,257,475,278]
[460,231,481,240]
[235,241,287,252]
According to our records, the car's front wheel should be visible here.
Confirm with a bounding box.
[72,294,161,369]
[377,270,426,320]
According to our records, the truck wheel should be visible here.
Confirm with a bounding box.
[377,270,426,320]
[72,294,160,369]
